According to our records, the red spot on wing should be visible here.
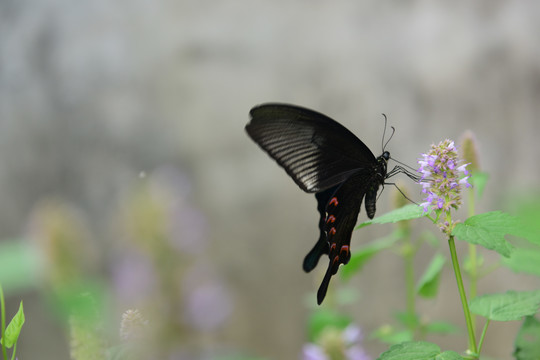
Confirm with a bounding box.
[329,227,336,235]
[340,245,349,257]
[329,197,339,206]
[330,243,336,252]
[326,215,336,223]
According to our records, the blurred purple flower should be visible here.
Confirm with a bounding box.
[181,262,233,332]
[112,250,157,303]
[346,346,371,360]
[151,166,209,255]
[302,343,327,360]
[301,325,370,360]
[183,283,232,332]
[168,207,208,255]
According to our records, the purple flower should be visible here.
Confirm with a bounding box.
[183,282,233,332]
[459,176,472,188]
[301,325,371,360]
[346,346,371,360]
[302,343,328,360]
[437,198,444,209]
[420,201,431,212]
[417,139,472,232]
[457,164,469,175]
[112,251,157,303]
[427,155,438,167]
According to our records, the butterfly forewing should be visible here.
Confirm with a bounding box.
[246,104,378,193]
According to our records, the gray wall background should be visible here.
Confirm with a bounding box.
[1,0,540,359]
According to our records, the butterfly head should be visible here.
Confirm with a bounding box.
[376,151,390,180]
[378,151,390,168]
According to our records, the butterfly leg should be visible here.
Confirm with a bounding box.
[383,182,419,205]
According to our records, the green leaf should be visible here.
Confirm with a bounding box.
[334,288,361,305]
[0,240,40,291]
[469,290,540,321]
[514,200,540,246]
[424,321,461,335]
[502,246,540,277]
[377,341,463,360]
[434,352,464,360]
[0,301,25,348]
[356,204,426,229]
[452,211,520,257]
[416,253,446,298]
[340,234,398,279]
[307,310,351,342]
[394,312,420,329]
[514,316,540,360]
[48,280,107,322]
[463,252,485,276]
[371,326,413,345]
[470,172,489,200]
[421,231,441,248]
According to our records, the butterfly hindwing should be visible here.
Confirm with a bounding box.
[303,185,340,273]
[246,104,378,193]
[315,173,371,304]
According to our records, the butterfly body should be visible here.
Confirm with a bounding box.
[246,103,391,304]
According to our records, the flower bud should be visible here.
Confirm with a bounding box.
[459,130,480,174]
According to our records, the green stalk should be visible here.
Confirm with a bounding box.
[401,224,416,320]
[399,218,416,334]
[404,248,416,317]
[0,285,7,360]
[448,235,478,356]
[468,243,478,333]
[467,187,478,333]
[467,185,475,218]
[477,319,490,356]
[9,343,15,360]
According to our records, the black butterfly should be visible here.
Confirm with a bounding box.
[245,103,412,304]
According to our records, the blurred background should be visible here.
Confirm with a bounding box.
[1,0,540,359]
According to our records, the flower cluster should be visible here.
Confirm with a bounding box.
[418,139,471,218]
[120,308,148,341]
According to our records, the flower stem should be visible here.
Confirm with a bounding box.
[477,319,490,355]
[468,243,478,332]
[467,187,478,334]
[404,248,416,317]
[9,343,16,360]
[401,226,416,319]
[448,236,477,356]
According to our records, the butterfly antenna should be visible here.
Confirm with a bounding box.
[380,114,388,152]
[383,126,395,151]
